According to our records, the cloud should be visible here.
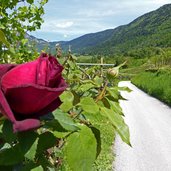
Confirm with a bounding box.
[55,21,74,28]
[32,0,171,41]
[39,20,74,32]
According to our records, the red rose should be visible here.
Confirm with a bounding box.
[0,53,67,132]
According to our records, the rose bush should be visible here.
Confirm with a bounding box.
[0,53,67,132]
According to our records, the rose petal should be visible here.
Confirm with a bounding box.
[1,61,38,92]
[36,54,63,87]
[1,54,64,92]
[0,64,16,80]
[46,56,63,87]
[13,119,41,132]
[0,89,16,122]
[36,55,48,86]
[4,84,67,115]
[33,97,62,117]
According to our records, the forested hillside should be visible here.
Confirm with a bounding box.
[87,4,171,56]
[31,4,171,57]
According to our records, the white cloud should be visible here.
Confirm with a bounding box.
[55,21,74,28]
[39,20,74,32]
[33,0,171,41]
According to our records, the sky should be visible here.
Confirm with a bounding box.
[31,0,171,41]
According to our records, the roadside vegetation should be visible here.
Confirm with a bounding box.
[132,69,171,106]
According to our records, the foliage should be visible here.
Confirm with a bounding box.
[0,0,48,63]
[0,51,131,170]
[132,69,171,106]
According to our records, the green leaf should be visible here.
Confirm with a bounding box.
[44,120,67,132]
[27,0,34,3]
[65,125,97,171]
[51,131,70,138]
[18,131,39,161]
[37,132,57,154]
[40,0,48,5]
[90,126,101,158]
[118,86,132,92]
[100,107,131,146]
[67,60,76,69]
[72,91,80,106]
[21,38,28,45]
[0,166,13,171]
[60,91,74,112]
[94,76,103,87]
[78,83,95,92]
[106,87,119,100]
[20,161,37,171]
[31,165,44,171]
[52,109,79,131]
[0,30,10,47]
[2,120,17,143]
[37,155,53,170]
[0,144,24,165]
[106,98,123,115]
[79,97,99,114]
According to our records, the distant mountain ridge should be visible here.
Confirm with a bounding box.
[29,4,171,56]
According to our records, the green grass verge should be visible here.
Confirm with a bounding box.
[93,119,115,171]
[132,69,171,106]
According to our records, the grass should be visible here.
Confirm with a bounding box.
[132,68,171,106]
[93,118,115,171]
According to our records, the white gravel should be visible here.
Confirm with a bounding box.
[113,81,171,171]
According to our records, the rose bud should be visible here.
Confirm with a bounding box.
[107,67,119,78]
[0,53,67,132]
[107,61,127,79]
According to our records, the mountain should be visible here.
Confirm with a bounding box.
[28,29,114,53]
[29,4,171,56]
[89,3,171,56]
[62,29,114,52]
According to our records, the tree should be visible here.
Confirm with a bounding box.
[0,0,48,63]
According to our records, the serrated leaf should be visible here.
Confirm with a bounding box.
[65,125,97,171]
[79,97,99,114]
[100,107,131,146]
[37,132,57,154]
[52,109,79,131]
[18,131,39,161]
[60,91,74,112]
[0,144,24,165]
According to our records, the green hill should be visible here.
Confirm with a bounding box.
[81,4,171,56]
[30,4,171,57]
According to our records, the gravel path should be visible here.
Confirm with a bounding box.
[113,81,171,171]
